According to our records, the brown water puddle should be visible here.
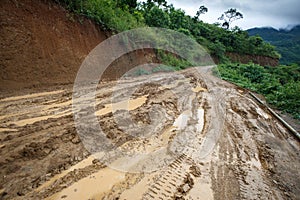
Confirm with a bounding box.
[0,90,64,102]
[0,99,70,122]
[36,155,97,192]
[192,86,207,93]
[96,95,148,116]
[5,95,147,127]
[185,146,215,200]
[47,168,125,200]
[159,78,190,90]
[120,173,157,200]
[0,128,18,132]
[42,99,72,110]
[12,110,72,126]
[145,125,176,153]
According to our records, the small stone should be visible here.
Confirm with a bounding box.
[43,148,51,155]
[17,191,24,196]
[182,184,190,193]
[71,137,81,144]
[92,159,100,164]
[189,166,201,177]
[284,192,291,197]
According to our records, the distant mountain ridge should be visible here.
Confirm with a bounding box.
[247,25,300,65]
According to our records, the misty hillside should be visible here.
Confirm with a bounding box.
[248,25,300,65]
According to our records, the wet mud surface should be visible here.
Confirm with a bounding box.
[0,67,299,200]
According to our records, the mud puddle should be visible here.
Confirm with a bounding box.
[12,110,72,126]
[96,95,148,116]
[47,168,125,200]
[36,155,97,192]
[192,86,207,93]
[0,90,65,102]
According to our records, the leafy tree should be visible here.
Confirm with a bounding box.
[193,5,208,21]
[151,0,167,7]
[116,0,138,12]
[208,40,226,59]
[143,0,167,8]
[144,6,170,28]
[218,8,243,29]
[167,5,190,30]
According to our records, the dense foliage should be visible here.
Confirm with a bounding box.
[248,26,300,65]
[55,0,280,61]
[216,63,300,118]
[55,0,144,31]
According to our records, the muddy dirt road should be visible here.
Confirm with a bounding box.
[0,67,299,200]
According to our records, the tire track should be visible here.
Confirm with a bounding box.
[143,154,195,200]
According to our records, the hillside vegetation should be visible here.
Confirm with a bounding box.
[248,26,300,65]
[55,0,280,61]
[216,63,300,119]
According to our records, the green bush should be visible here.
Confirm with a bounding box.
[152,65,175,73]
[56,0,144,32]
[217,63,300,118]
[134,69,151,76]
[143,6,170,28]
[157,50,192,70]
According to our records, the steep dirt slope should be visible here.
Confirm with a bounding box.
[0,0,161,92]
[0,0,107,91]
[226,52,279,67]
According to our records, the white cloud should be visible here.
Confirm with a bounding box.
[167,0,300,29]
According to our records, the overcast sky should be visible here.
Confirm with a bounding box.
[166,0,300,30]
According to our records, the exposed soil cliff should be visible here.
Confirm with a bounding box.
[0,0,107,91]
[226,52,279,66]
[0,0,161,92]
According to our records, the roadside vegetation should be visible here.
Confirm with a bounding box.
[216,63,300,118]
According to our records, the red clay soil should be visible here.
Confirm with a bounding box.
[0,0,161,92]
[0,0,108,91]
[226,52,279,66]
